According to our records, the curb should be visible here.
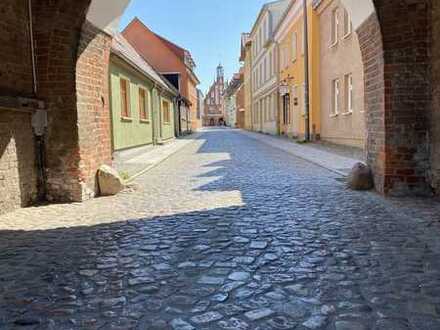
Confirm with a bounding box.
[125,132,203,183]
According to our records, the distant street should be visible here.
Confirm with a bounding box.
[1,129,439,329]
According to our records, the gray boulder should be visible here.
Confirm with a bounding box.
[98,165,125,196]
[347,162,374,190]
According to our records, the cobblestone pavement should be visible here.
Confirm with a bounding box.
[1,129,440,329]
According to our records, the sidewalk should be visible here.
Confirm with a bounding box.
[114,133,201,182]
[239,130,362,176]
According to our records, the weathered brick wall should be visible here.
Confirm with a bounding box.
[0,0,33,96]
[357,13,386,193]
[32,0,114,202]
[358,0,432,196]
[432,2,440,193]
[0,112,37,213]
[0,0,38,215]
[76,21,113,199]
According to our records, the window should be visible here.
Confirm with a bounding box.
[343,9,352,37]
[332,79,340,115]
[292,85,298,114]
[266,97,270,122]
[302,83,306,115]
[301,25,305,55]
[138,88,149,121]
[331,8,339,46]
[162,100,171,123]
[269,51,273,76]
[344,73,353,113]
[283,94,290,125]
[263,20,267,45]
[291,32,297,62]
[120,78,130,118]
[263,61,266,83]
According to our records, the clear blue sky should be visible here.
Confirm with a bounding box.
[120,0,268,94]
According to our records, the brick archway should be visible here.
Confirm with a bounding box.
[32,0,129,202]
[343,0,433,195]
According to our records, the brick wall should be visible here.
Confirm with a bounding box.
[76,21,113,199]
[357,13,386,193]
[432,2,440,193]
[33,0,114,202]
[0,0,38,215]
[358,0,432,196]
[32,0,90,201]
[0,112,37,214]
[0,0,33,96]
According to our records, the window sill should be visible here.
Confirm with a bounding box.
[329,41,338,49]
[140,119,151,124]
[342,111,353,116]
[121,116,133,122]
[343,32,352,40]
[329,113,338,118]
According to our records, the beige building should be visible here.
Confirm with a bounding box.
[250,0,291,135]
[314,0,365,148]
[240,33,253,130]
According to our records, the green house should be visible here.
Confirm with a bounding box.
[109,34,178,152]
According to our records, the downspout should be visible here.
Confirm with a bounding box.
[29,0,48,202]
[303,0,311,141]
[152,83,157,145]
[28,0,37,95]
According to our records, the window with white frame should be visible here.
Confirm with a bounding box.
[301,25,305,55]
[343,9,352,37]
[301,83,306,115]
[331,8,339,46]
[332,79,340,115]
[291,32,297,62]
[344,73,353,113]
[266,96,270,122]
[264,57,267,82]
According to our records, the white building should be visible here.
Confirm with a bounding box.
[250,0,291,135]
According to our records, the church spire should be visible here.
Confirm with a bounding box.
[216,63,224,81]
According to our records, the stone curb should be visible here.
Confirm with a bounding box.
[125,132,203,183]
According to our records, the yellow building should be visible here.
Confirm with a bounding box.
[274,0,320,140]
[240,33,253,130]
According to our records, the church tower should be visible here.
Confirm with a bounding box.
[216,63,224,83]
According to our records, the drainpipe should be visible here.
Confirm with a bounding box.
[303,0,311,141]
[28,0,37,95]
[29,0,48,201]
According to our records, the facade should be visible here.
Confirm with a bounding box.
[197,89,204,128]
[109,34,177,153]
[236,71,246,129]
[314,0,365,148]
[122,18,200,135]
[274,0,320,140]
[240,33,253,130]
[250,0,291,135]
[0,0,130,215]
[224,73,243,128]
[203,65,226,126]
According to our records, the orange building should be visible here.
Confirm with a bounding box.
[122,18,201,133]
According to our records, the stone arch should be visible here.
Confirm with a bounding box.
[341,0,433,195]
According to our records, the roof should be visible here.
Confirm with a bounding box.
[250,0,291,36]
[154,33,187,58]
[111,33,178,95]
[122,18,200,86]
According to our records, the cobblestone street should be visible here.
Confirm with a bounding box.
[1,129,440,329]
